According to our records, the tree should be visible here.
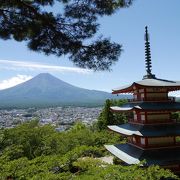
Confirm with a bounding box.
[0,121,178,179]
[97,99,114,130]
[0,0,134,71]
[96,99,127,130]
[171,112,180,122]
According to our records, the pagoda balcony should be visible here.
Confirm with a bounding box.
[128,97,175,102]
[127,141,180,150]
[129,118,176,125]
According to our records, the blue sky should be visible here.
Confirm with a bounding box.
[0,0,180,94]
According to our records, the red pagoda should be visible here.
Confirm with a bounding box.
[105,26,180,173]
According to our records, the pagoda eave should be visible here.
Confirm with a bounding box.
[111,102,180,113]
[112,80,180,94]
[108,124,180,137]
[112,84,134,94]
[108,125,143,136]
[105,144,140,165]
[110,107,180,113]
[105,144,180,166]
[110,106,133,112]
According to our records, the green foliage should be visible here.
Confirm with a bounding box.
[0,120,58,159]
[96,99,128,130]
[0,120,119,162]
[97,99,114,130]
[113,156,124,165]
[172,112,180,122]
[71,160,178,180]
[0,121,178,179]
[0,0,134,71]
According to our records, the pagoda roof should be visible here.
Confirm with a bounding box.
[105,144,180,166]
[111,102,180,112]
[112,78,180,94]
[108,123,180,137]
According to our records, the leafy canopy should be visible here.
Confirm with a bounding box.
[0,0,134,71]
[96,99,128,130]
[0,120,178,179]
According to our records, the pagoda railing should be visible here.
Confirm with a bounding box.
[128,141,180,149]
[129,118,177,124]
[127,97,175,102]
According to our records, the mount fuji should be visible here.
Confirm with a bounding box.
[0,73,129,108]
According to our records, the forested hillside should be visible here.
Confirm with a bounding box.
[0,121,177,179]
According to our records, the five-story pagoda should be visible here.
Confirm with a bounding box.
[105,26,180,173]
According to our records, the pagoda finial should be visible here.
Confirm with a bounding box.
[143,26,156,79]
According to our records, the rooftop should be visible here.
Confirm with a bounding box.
[112,78,180,94]
[112,27,180,94]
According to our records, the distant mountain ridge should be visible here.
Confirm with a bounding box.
[0,73,130,108]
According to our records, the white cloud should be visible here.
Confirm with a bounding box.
[169,91,180,97]
[0,75,32,90]
[0,59,92,74]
